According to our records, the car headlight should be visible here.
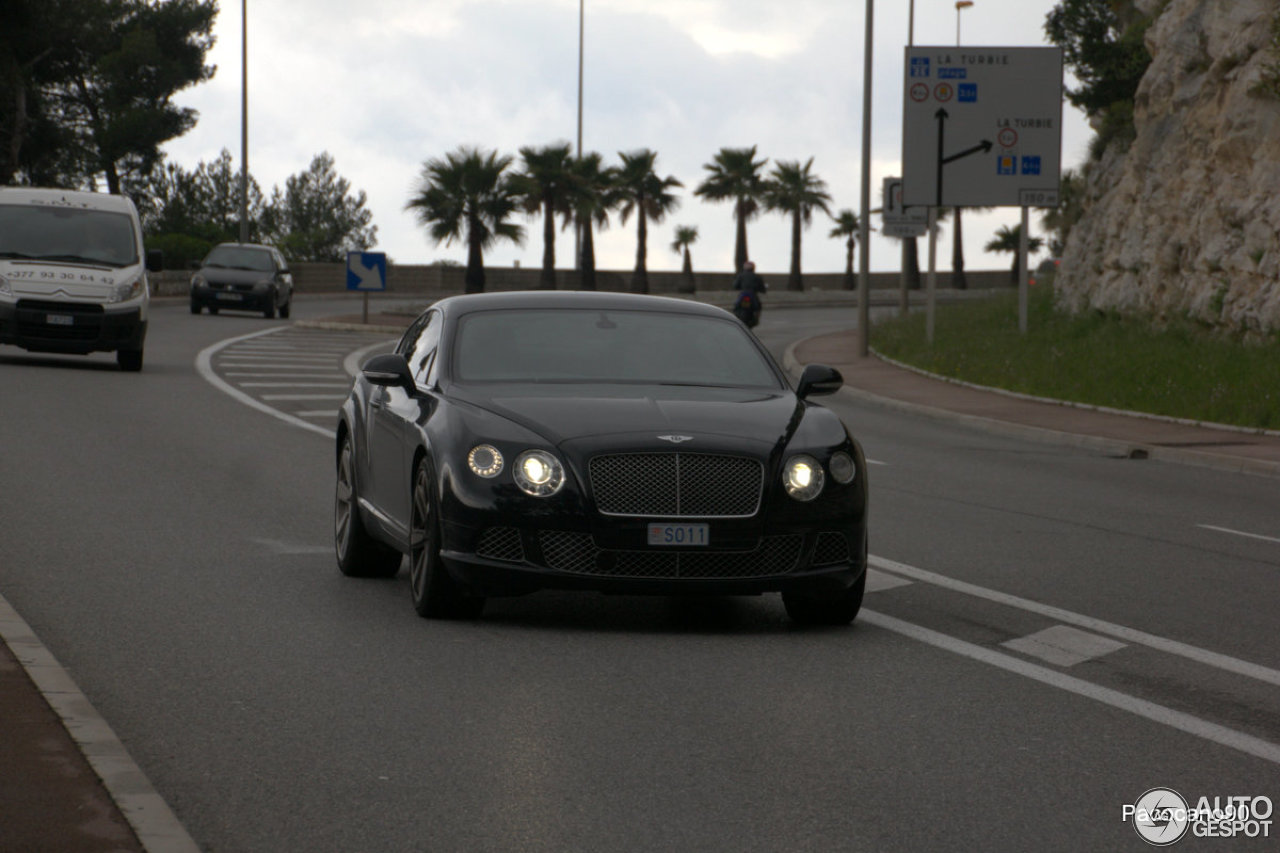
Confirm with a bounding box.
[191,273,206,289]
[0,276,11,298]
[112,277,144,303]
[467,445,504,478]
[255,278,274,290]
[829,451,856,485]
[514,450,565,497]
[783,454,824,501]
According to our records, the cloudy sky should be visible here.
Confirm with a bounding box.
[162,0,1091,275]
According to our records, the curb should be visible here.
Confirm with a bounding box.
[0,592,200,853]
[783,340,1280,481]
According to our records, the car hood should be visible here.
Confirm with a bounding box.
[451,383,802,449]
[197,266,272,284]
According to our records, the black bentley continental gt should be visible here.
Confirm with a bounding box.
[334,291,868,625]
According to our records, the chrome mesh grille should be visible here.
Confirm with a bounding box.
[538,531,801,579]
[813,532,851,566]
[589,453,763,518]
[475,527,524,563]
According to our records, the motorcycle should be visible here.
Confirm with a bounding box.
[733,290,762,328]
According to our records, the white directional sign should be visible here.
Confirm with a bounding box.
[902,47,1063,208]
[881,176,928,238]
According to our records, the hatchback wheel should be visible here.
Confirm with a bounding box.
[409,461,484,619]
[334,435,401,578]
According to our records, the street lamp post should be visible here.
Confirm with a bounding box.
[956,0,973,45]
[574,0,583,272]
[856,0,873,357]
[239,0,249,244]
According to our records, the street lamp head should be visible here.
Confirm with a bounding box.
[956,1,974,8]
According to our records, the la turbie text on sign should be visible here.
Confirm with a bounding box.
[902,47,1063,208]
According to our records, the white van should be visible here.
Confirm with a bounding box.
[0,187,161,371]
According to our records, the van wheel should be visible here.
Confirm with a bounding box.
[117,348,143,372]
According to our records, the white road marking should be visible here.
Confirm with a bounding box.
[196,328,335,439]
[261,394,348,401]
[865,568,913,593]
[225,372,348,379]
[238,382,351,388]
[1001,625,1128,667]
[869,554,1280,688]
[866,458,887,466]
[250,537,334,556]
[297,410,338,418]
[1199,524,1280,545]
[862,610,1280,767]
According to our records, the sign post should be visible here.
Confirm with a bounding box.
[346,251,387,325]
[902,46,1062,337]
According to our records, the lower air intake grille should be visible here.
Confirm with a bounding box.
[538,531,802,579]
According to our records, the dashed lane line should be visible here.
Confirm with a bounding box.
[1199,524,1280,545]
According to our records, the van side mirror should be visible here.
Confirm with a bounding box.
[146,249,164,272]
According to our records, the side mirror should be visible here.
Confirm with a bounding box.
[188,260,202,270]
[362,353,415,390]
[797,363,843,399]
[145,249,164,272]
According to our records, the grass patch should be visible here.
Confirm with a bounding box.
[872,286,1280,430]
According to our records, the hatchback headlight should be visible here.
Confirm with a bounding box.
[514,450,565,497]
[190,273,206,289]
[783,454,824,501]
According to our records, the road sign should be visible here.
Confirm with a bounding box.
[881,176,928,238]
[346,251,387,291]
[902,47,1063,208]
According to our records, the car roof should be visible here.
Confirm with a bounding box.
[0,186,137,214]
[433,290,730,321]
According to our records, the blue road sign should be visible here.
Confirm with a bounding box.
[910,57,931,77]
[959,83,978,102]
[997,155,1016,176]
[1021,156,1042,176]
[347,251,387,291]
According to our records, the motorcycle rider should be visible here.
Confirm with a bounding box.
[732,260,767,328]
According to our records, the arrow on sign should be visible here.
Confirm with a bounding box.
[942,139,994,165]
[348,254,381,289]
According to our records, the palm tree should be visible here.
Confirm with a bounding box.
[829,210,860,290]
[404,146,524,293]
[670,225,698,293]
[763,158,832,291]
[615,149,682,293]
[694,146,768,272]
[568,152,620,291]
[985,223,1045,284]
[512,142,577,289]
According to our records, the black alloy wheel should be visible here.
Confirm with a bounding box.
[409,461,484,619]
[335,434,401,578]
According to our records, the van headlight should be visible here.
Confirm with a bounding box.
[0,276,11,298]
[783,455,824,501]
[112,277,145,303]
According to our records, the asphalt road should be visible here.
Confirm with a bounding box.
[2,296,1277,852]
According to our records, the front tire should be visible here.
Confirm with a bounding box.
[263,290,277,320]
[409,461,484,619]
[335,434,401,578]
[279,295,291,319]
[190,298,201,315]
[783,565,866,626]
[117,348,143,372]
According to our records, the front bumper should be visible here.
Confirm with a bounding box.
[439,517,867,598]
[0,299,146,354]
[193,283,272,310]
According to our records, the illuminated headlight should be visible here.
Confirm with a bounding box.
[514,450,565,497]
[467,445,504,478]
[783,454,824,501]
[829,451,856,485]
[112,277,144,303]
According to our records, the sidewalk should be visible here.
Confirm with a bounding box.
[6,315,1277,853]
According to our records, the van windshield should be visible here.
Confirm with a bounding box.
[0,204,138,268]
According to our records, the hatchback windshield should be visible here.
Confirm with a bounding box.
[0,204,137,267]
[203,246,274,272]
[454,308,782,388]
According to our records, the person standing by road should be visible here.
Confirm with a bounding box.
[732,260,767,328]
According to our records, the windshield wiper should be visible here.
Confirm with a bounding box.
[0,251,37,259]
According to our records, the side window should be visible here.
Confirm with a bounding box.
[404,311,441,387]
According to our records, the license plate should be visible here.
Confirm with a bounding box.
[46,314,74,326]
[216,292,242,301]
[647,523,709,546]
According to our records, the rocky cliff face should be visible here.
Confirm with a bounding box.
[1055,0,1280,334]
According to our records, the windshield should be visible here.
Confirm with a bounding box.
[0,204,138,267]
[202,246,274,272]
[454,308,782,388]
